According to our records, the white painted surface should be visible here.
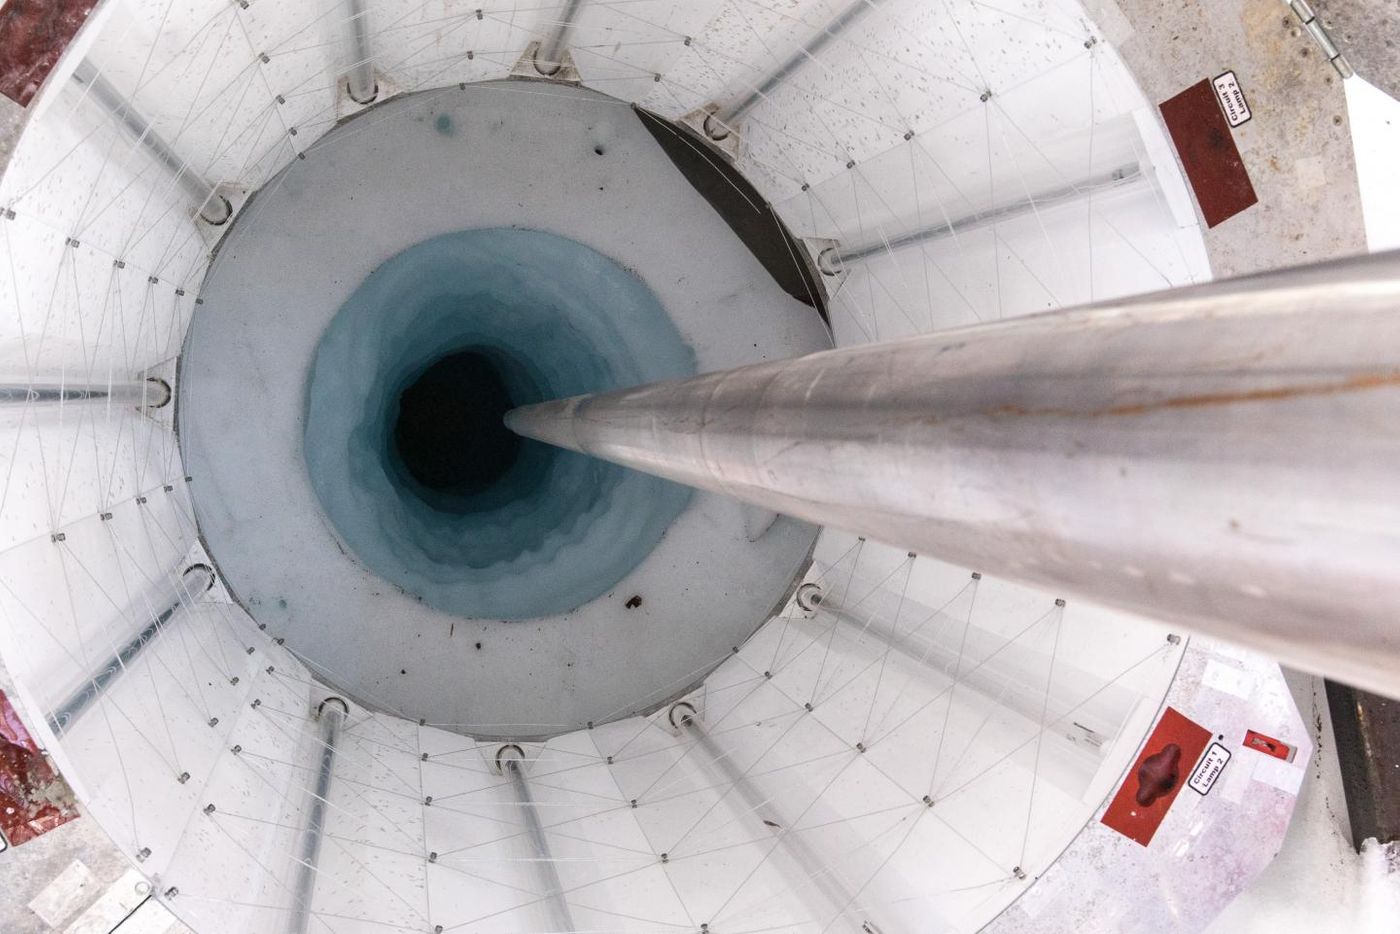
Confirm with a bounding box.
[1346,76,1400,252]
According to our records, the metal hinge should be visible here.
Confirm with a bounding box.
[1290,0,1354,79]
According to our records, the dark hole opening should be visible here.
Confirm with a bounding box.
[394,350,521,494]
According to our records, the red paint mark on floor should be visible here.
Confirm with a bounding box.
[1101,706,1212,846]
[1159,79,1258,228]
[0,0,98,107]
[1,689,79,847]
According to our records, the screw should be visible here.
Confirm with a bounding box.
[204,803,216,815]
[208,717,219,727]
[661,852,669,863]
[232,745,242,754]
[164,887,178,898]
[421,752,429,761]
[855,742,866,753]
[1054,598,1066,607]
[1013,866,1026,880]
[630,799,638,808]
[136,847,151,861]
[428,851,438,862]
[922,795,933,807]
[177,772,190,784]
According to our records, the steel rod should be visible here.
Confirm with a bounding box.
[670,705,875,930]
[501,751,576,932]
[507,250,1400,699]
[46,564,214,734]
[535,0,586,77]
[811,589,1127,758]
[706,0,874,140]
[343,0,377,104]
[71,61,230,225]
[0,378,170,408]
[287,698,348,934]
[817,163,1144,274]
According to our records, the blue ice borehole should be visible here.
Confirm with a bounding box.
[304,228,695,619]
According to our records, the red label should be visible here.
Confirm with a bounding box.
[1101,706,1212,846]
[1243,729,1295,762]
[1158,79,1258,228]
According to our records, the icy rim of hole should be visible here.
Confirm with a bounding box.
[303,227,695,620]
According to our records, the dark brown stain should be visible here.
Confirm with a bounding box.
[1135,743,1182,807]
[624,594,643,609]
[988,370,1400,420]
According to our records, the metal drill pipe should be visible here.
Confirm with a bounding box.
[706,0,874,139]
[287,698,348,934]
[507,250,1400,698]
[0,378,170,407]
[343,0,377,104]
[46,564,214,734]
[502,755,576,932]
[535,0,586,77]
[71,61,231,225]
[817,163,1144,274]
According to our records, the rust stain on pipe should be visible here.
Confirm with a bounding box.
[987,370,1400,420]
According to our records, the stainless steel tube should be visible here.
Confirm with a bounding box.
[670,704,875,929]
[817,164,1144,275]
[0,377,170,408]
[46,564,214,734]
[287,698,348,934]
[500,749,576,932]
[705,0,873,140]
[343,0,377,104]
[71,61,231,225]
[535,0,586,77]
[507,251,1400,698]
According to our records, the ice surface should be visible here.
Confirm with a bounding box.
[304,228,695,619]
